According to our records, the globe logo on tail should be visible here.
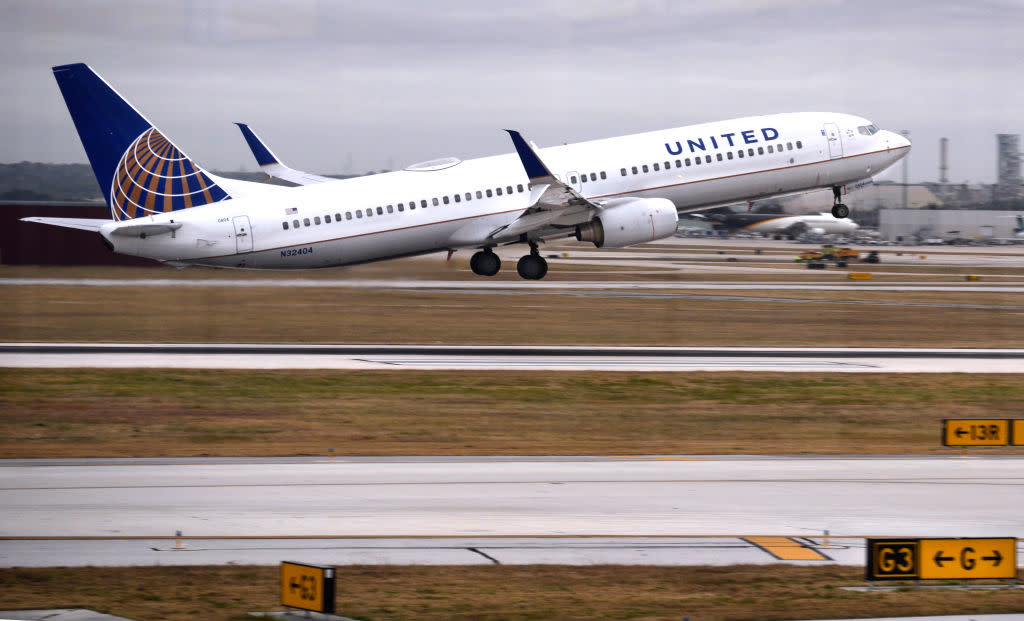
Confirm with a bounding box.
[110,128,229,221]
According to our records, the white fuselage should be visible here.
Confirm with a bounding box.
[102,112,909,268]
[742,213,860,235]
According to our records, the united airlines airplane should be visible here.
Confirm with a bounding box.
[25,63,910,279]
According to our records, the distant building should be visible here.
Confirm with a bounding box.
[880,209,1022,243]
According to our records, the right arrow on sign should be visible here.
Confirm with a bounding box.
[983,550,1002,565]
[933,550,954,566]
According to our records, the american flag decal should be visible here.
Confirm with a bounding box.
[285,207,298,215]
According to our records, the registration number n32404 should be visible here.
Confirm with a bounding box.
[281,247,313,257]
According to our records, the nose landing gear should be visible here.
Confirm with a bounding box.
[831,185,849,219]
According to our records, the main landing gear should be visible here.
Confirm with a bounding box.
[470,243,549,279]
[831,185,849,219]
[516,242,548,280]
[470,248,500,276]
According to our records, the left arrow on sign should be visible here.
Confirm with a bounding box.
[933,550,954,566]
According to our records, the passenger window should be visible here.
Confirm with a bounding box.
[313,216,321,225]
[663,162,670,170]
[767,145,774,153]
[506,185,513,194]
[737,150,744,159]
[796,140,803,149]
[366,209,372,217]
[570,175,577,184]
[653,163,660,172]
[398,204,404,211]
[335,213,341,221]
[421,199,428,208]
[757,147,764,155]
[600,171,607,179]
[345,213,352,220]
[632,166,638,174]
[748,148,755,156]
[376,207,383,215]
[517,184,524,192]
[303,218,311,226]
[432,198,439,206]
[443,196,450,204]
[705,155,712,163]
[727,152,733,160]
[466,192,473,200]
[787,142,793,150]
[590,173,596,182]
[387,205,394,213]
[476,190,483,199]
[293,219,300,228]
[454,194,461,203]
[716,153,723,162]
[356,211,363,219]
[693,157,700,166]
[685,158,691,166]
[496,187,503,196]
[282,222,288,230]
[324,215,331,223]
[642,164,649,173]
[674,160,681,168]
[621,168,627,176]
[486,189,493,197]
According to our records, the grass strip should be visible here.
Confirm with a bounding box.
[1,565,1022,621]
[3,370,1023,457]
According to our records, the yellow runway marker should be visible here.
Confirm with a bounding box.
[744,536,830,561]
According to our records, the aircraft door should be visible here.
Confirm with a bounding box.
[824,122,843,159]
[233,216,253,253]
[566,171,583,193]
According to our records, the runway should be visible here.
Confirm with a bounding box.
[3,343,1023,372]
[2,456,1022,567]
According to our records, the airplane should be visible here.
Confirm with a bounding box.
[693,210,859,238]
[23,63,911,279]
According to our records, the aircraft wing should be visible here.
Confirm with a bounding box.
[235,123,336,186]
[490,130,597,239]
[20,217,109,232]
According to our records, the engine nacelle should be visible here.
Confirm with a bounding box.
[575,198,678,248]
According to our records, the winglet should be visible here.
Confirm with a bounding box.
[234,122,280,167]
[505,129,554,181]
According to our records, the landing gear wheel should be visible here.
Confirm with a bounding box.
[470,249,500,276]
[831,203,849,219]
[516,254,548,280]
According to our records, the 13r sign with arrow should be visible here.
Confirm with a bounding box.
[867,538,1017,581]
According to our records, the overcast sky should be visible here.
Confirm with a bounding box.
[2,0,1021,184]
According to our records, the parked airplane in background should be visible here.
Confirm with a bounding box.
[24,63,910,279]
[694,210,859,238]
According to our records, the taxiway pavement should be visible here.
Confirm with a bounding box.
[2,456,1021,567]
[2,344,1023,372]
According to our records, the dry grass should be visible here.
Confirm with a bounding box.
[1,565,1022,621]
[2,370,1023,457]
[2,280,1023,346]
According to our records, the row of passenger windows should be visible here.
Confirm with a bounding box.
[282,183,527,230]
[282,138,806,231]
[620,140,804,176]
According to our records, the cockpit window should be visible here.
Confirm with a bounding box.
[857,124,880,136]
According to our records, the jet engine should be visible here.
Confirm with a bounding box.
[575,198,678,248]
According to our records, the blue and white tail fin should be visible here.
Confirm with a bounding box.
[52,63,230,221]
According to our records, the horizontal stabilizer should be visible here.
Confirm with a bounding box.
[234,122,335,186]
[110,222,183,237]
[20,217,108,232]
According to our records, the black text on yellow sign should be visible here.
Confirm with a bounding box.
[280,561,335,614]
[867,538,1017,581]
[919,538,1017,580]
[942,419,1009,446]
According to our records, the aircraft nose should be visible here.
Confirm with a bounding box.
[887,130,911,151]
